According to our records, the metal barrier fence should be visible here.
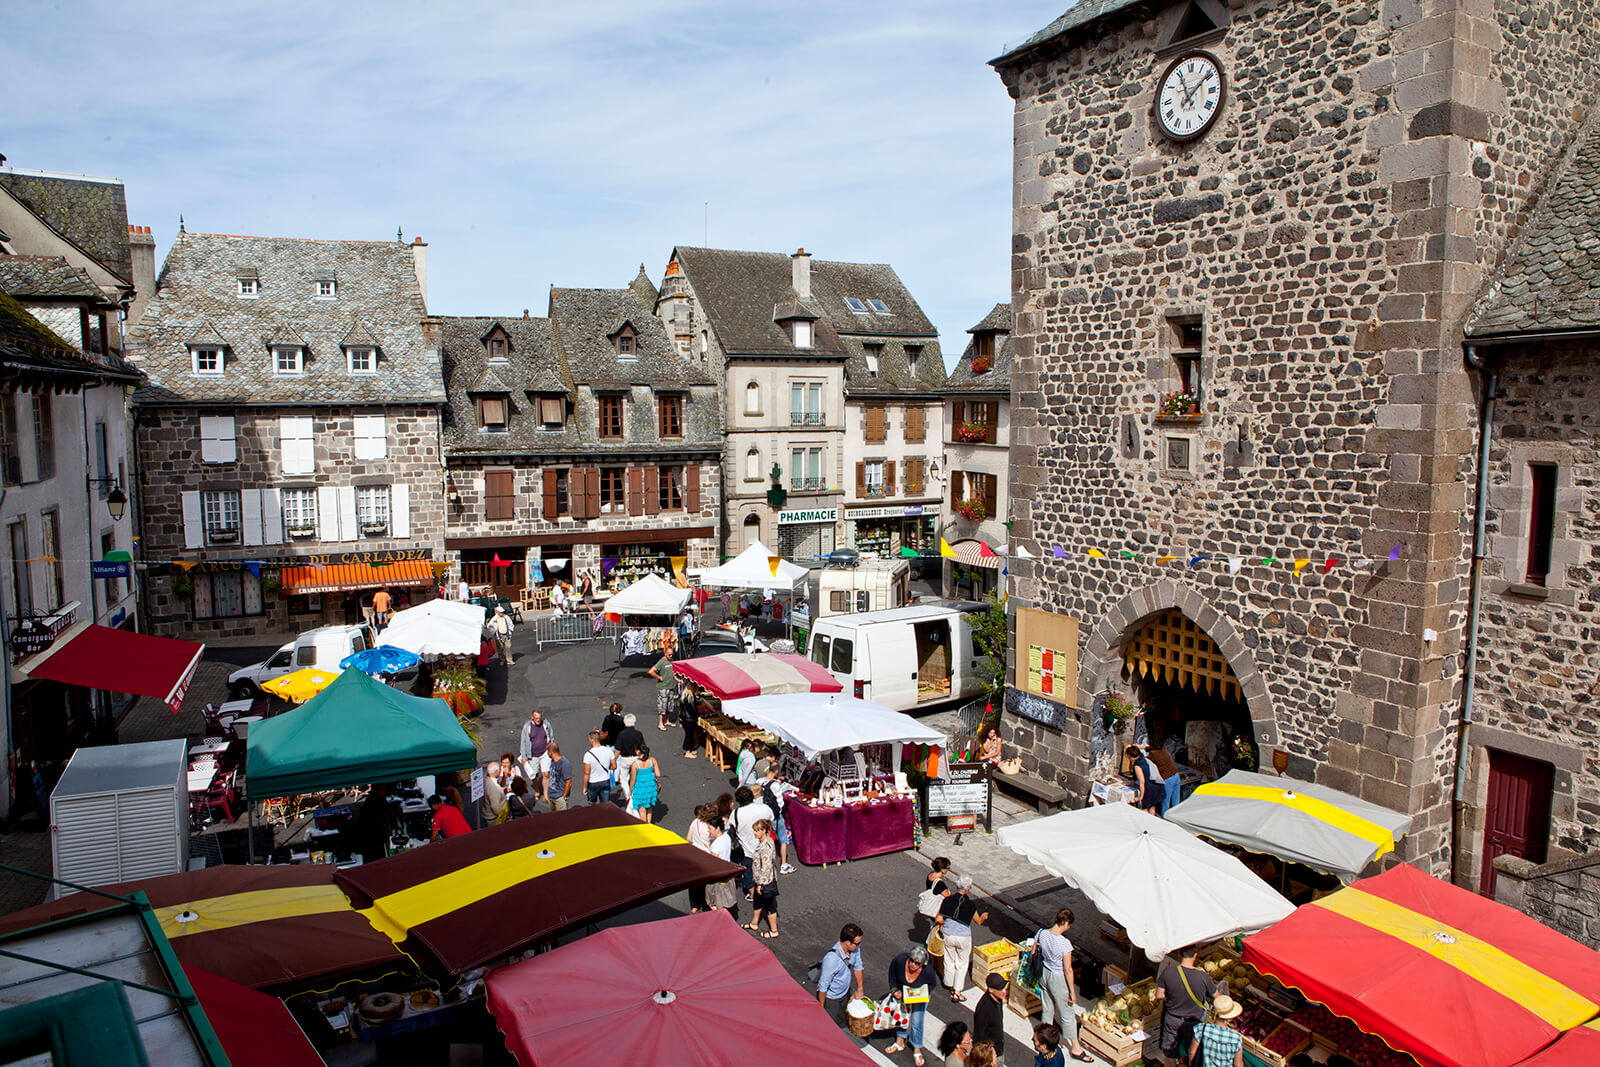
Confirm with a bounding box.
[532,611,625,649]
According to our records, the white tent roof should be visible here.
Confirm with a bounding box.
[602,574,690,616]
[996,804,1294,960]
[380,599,486,657]
[697,541,809,590]
[719,692,946,759]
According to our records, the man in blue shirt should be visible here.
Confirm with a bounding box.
[817,923,865,1027]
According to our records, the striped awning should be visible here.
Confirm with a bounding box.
[280,560,434,594]
[950,539,1003,569]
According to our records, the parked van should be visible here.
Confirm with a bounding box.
[808,601,988,711]
[227,623,375,698]
[800,556,911,624]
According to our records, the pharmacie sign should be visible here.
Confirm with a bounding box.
[777,507,838,525]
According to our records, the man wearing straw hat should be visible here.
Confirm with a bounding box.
[1188,995,1245,1067]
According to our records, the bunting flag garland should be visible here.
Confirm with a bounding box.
[978,543,997,560]
[1157,555,1178,564]
[1228,557,1243,576]
[1052,546,1068,559]
[899,546,920,559]
[767,556,781,577]
[491,553,512,567]
[1119,550,1140,560]
[244,561,261,578]
[1189,554,1211,568]
[1294,558,1310,576]
[996,544,1009,555]
[1389,542,1403,561]
[1014,545,1034,559]
[940,539,959,559]
[1261,556,1278,565]
[1087,548,1106,559]
[1323,558,1341,574]
[174,561,198,572]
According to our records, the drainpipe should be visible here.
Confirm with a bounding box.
[1451,342,1495,881]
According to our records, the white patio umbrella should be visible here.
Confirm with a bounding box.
[996,804,1293,960]
[1165,769,1413,882]
[720,692,947,760]
[380,599,487,657]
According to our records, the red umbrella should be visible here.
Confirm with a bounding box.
[1513,1019,1600,1065]
[183,966,324,1067]
[487,910,865,1066]
[1244,863,1600,1067]
[671,652,842,700]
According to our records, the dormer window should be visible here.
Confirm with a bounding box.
[346,346,376,374]
[316,279,337,299]
[863,342,882,375]
[488,337,506,360]
[906,344,922,369]
[237,278,259,298]
[538,395,565,429]
[191,346,224,376]
[477,396,509,432]
[791,320,813,349]
[617,326,637,359]
[273,345,304,376]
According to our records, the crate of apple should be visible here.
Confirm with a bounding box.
[1262,1022,1310,1060]
[1233,1004,1282,1042]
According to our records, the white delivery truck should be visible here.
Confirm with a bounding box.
[227,622,375,698]
[808,600,989,711]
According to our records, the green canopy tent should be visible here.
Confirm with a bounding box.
[245,668,476,801]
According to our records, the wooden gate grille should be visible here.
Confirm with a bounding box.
[1123,609,1240,701]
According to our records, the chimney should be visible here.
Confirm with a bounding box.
[523,309,530,320]
[128,224,157,326]
[410,236,429,312]
[790,247,811,302]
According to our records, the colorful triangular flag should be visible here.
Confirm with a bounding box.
[1119,551,1140,560]
[900,546,919,559]
[1052,545,1068,559]
[1323,558,1341,574]
[995,544,1009,555]
[1189,554,1211,568]
[978,543,997,559]
[1294,558,1310,576]
[940,538,959,559]
[768,556,781,577]
[1157,555,1178,564]
[244,561,261,578]
[1228,557,1243,576]
[1087,548,1106,559]
[1014,545,1034,559]
[1389,542,1403,562]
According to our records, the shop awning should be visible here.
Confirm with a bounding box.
[672,652,842,701]
[950,539,1003,569]
[279,559,434,594]
[23,624,204,713]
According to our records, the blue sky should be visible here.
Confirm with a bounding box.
[5,1,1067,364]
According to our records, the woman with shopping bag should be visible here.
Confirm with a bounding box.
[886,946,939,1065]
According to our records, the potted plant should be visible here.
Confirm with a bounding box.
[953,497,987,522]
[955,422,990,443]
[433,666,486,718]
[209,527,240,544]
[260,572,281,594]
[286,525,316,539]
[1102,692,1137,731]
[1159,390,1200,419]
[972,354,993,375]
[171,571,194,599]
[361,521,388,536]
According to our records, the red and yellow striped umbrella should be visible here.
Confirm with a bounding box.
[1244,863,1600,1067]
[336,804,741,975]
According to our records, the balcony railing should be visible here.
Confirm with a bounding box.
[790,412,825,426]
[791,477,828,491]
[862,485,890,498]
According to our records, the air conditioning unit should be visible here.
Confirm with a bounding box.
[50,739,189,898]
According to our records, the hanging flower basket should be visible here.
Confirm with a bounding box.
[286,526,316,539]
[1102,692,1137,725]
[972,355,993,375]
[955,423,990,443]
[1159,391,1199,418]
[953,498,987,522]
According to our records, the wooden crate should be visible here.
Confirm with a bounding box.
[1080,1017,1157,1067]
[1007,976,1042,1019]
[1099,920,1131,951]
[1245,1023,1311,1067]
[1103,963,1128,989]
[970,938,1020,986]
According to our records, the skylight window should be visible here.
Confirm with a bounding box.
[868,299,892,315]
[843,297,869,313]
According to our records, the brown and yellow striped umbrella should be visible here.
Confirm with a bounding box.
[336,804,742,975]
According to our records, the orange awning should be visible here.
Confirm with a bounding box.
[280,560,434,595]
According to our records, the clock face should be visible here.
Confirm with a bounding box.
[1156,51,1225,142]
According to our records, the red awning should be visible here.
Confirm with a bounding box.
[280,559,435,594]
[183,966,324,1067]
[671,652,842,701]
[26,624,204,713]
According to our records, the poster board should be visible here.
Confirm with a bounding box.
[1016,607,1079,703]
[926,762,990,817]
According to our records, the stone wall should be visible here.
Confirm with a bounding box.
[996,0,1599,873]
[1492,851,1600,949]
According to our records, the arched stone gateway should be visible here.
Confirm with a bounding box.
[1078,583,1278,759]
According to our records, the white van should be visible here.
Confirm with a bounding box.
[808,601,988,711]
[227,623,375,698]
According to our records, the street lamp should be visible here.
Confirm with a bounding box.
[89,475,127,520]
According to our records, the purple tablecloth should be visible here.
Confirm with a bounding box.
[847,797,915,860]
[788,801,849,865]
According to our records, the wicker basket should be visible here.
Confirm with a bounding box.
[846,999,876,1038]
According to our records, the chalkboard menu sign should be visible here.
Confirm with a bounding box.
[926,762,990,818]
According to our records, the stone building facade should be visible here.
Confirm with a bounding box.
[992,0,1600,883]
[941,304,1014,599]
[128,233,447,639]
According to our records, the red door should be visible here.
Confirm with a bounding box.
[1480,749,1553,896]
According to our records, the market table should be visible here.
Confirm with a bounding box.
[697,713,776,770]
[785,799,849,865]
[786,796,916,864]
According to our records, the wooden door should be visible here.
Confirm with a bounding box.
[1480,749,1552,896]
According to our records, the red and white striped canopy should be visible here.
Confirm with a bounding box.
[671,653,842,701]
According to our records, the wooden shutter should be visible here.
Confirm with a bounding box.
[950,471,963,506]
[583,467,600,519]
[685,465,701,514]
[855,461,866,497]
[884,461,896,498]
[317,486,340,541]
[645,466,661,515]
[905,405,925,442]
[260,488,283,545]
[486,470,514,521]
[982,474,998,517]
[542,469,559,517]
[627,467,645,516]
[865,404,886,443]
[906,457,923,495]
[338,486,358,541]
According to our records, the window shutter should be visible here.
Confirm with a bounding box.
[486,470,513,521]
[644,466,661,515]
[392,483,411,538]
[338,486,358,541]
[542,469,559,517]
[950,471,963,505]
[200,416,236,463]
[260,488,283,545]
[627,467,645,516]
[540,397,563,425]
[281,416,314,475]
[354,414,386,460]
[855,462,866,497]
[983,474,998,517]
[317,487,340,540]
[865,405,885,443]
[906,405,925,442]
[583,467,600,519]
[181,490,203,549]
[906,457,923,494]
[884,461,896,498]
[685,465,701,514]
[241,489,264,545]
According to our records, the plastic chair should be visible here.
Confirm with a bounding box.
[204,783,234,824]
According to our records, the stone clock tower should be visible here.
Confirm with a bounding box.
[991,0,1600,885]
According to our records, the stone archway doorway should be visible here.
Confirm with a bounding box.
[1120,608,1257,779]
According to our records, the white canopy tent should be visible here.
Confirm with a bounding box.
[697,541,809,590]
[719,692,946,760]
[602,573,691,616]
[996,804,1294,961]
[380,599,487,657]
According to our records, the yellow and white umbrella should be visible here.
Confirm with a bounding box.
[262,666,340,704]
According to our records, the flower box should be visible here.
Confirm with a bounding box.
[954,423,991,444]
[971,355,993,375]
[953,499,988,522]
[1159,390,1200,418]
[208,528,240,544]
[361,523,389,536]
[286,526,317,539]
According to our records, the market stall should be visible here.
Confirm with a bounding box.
[1243,863,1600,1067]
[600,573,690,617]
[379,599,487,658]
[486,910,866,1067]
[340,645,421,676]
[1165,769,1414,882]
[673,651,839,702]
[696,539,809,590]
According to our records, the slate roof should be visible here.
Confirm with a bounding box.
[944,303,1014,394]
[992,1,1145,67]
[0,288,141,385]
[672,246,938,359]
[128,233,440,406]
[628,264,658,311]
[1467,115,1600,338]
[0,169,134,282]
[0,255,110,302]
[549,287,716,388]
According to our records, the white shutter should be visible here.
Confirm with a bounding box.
[354,414,386,460]
[280,416,314,475]
[317,486,340,541]
[181,490,203,549]
[112,790,182,882]
[391,483,411,539]
[199,416,236,463]
[338,486,358,542]
[260,488,283,545]
[241,489,263,545]
[50,794,120,890]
